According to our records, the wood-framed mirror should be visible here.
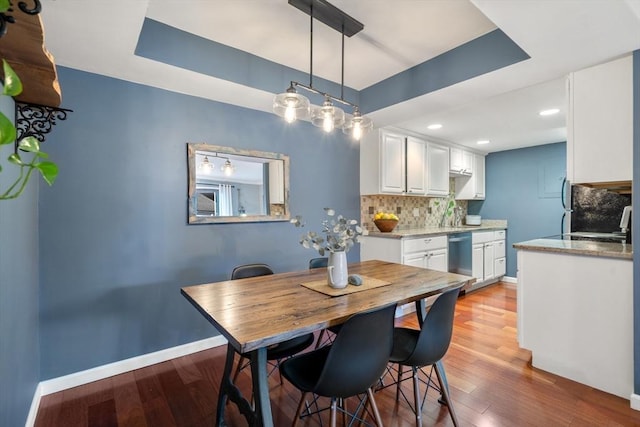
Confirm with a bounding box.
[187,143,290,224]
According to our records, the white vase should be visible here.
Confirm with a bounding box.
[327,251,348,289]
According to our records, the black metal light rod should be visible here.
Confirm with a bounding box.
[290,80,356,109]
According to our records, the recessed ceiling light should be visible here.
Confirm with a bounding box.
[539,108,560,116]
[477,140,490,145]
[427,123,442,130]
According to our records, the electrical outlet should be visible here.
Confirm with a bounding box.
[368,206,374,214]
[427,207,432,214]
[413,208,420,217]
[396,207,401,214]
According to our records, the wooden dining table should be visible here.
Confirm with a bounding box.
[180,259,474,427]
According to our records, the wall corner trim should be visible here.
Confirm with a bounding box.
[26,335,227,426]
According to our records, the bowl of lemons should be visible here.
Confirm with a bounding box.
[373,212,399,232]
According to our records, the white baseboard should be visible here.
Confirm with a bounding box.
[25,383,43,427]
[26,335,227,427]
[501,275,517,284]
[631,393,640,411]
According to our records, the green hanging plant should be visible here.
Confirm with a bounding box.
[0,59,58,200]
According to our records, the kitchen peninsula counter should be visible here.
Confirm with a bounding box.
[365,220,507,239]
[513,238,632,259]
[515,237,633,401]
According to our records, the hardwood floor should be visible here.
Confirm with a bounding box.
[35,282,640,426]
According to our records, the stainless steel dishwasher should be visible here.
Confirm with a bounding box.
[448,232,472,276]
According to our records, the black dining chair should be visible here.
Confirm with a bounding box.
[308,257,328,269]
[230,263,315,383]
[280,303,397,427]
[382,284,463,427]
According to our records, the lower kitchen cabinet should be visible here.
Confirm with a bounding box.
[361,235,448,272]
[470,230,505,290]
[360,234,448,316]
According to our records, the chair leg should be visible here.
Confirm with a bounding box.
[330,398,338,427]
[412,366,422,427]
[434,363,459,427]
[315,329,327,349]
[395,365,403,402]
[233,354,248,383]
[292,391,308,427]
[367,387,384,427]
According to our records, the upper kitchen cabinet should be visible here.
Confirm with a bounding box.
[449,147,473,176]
[426,142,450,196]
[567,55,633,184]
[361,129,425,195]
[454,153,485,200]
[406,136,427,194]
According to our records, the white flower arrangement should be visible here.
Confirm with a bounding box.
[290,208,363,256]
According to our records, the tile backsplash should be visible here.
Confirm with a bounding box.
[360,181,468,230]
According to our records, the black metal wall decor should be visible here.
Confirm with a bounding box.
[15,101,72,150]
[0,0,42,37]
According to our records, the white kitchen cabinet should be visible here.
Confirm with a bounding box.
[567,55,633,184]
[380,131,406,193]
[449,147,473,176]
[268,160,285,204]
[406,137,426,194]
[516,248,632,398]
[471,230,505,288]
[454,153,485,200]
[360,130,427,195]
[426,142,450,196]
[361,235,448,272]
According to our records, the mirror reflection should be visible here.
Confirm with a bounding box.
[187,143,289,224]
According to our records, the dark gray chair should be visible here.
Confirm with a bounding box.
[281,303,397,427]
[308,257,328,269]
[230,263,315,383]
[384,284,463,427]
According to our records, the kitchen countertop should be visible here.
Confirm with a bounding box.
[364,220,508,239]
[513,238,632,260]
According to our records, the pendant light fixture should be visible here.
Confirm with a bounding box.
[199,155,214,173]
[272,0,373,140]
[199,153,235,176]
[221,158,235,176]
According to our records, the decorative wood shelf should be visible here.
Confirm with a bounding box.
[0,11,61,107]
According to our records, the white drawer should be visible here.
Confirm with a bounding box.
[403,235,447,254]
[472,231,494,244]
[494,257,506,277]
[494,239,506,258]
[494,230,506,240]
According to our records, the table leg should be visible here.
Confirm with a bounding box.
[250,347,274,427]
[415,299,427,326]
[215,344,235,426]
[216,344,261,426]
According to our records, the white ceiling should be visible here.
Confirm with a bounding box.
[40,0,640,153]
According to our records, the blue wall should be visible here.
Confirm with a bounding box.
[38,67,361,379]
[468,142,567,277]
[0,98,40,424]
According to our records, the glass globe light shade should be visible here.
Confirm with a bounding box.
[343,109,373,140]
[222,159,234,176]
[311,97,345,133]
[199,156,214,173]
[273,86,310,123]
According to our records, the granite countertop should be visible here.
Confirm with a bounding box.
[364,220,508,239]
[513,238,633,260]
